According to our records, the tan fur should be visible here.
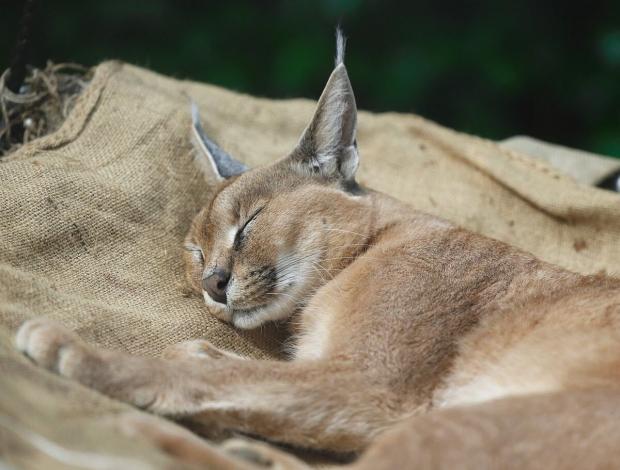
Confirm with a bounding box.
[16,35,620,468]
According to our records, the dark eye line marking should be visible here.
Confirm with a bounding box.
[234,206,264,248]
[241,206,264,233]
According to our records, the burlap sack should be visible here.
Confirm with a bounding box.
[1,61,619,468]
[501,136,620,186]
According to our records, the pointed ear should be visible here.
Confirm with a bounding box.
[290,30,359,182]
[190,102,247,180]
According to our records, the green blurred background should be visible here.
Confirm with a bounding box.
[2,0,620,157]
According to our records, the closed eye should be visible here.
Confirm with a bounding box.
[235,207,263,248]
[183,243,204,264]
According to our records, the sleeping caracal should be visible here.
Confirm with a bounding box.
[16,31,620,469]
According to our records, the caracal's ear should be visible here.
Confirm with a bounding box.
[190,102,247,180]
[289,28,359,182]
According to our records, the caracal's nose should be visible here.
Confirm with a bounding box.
[203,268,230,304]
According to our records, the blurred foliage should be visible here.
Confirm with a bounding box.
[2,0,619,157]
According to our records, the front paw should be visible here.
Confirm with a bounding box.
[15,319,158,409]
[15,318,94,378]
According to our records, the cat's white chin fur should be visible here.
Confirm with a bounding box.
[231,284,301,329]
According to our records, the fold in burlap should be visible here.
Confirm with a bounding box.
[1,61,619,468]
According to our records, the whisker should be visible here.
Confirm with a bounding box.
[266,291,298,301]
[306,264,329,284]
[322,255,388,262]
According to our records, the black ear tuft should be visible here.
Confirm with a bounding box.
[335,26,346,67]
[190,103,247,180]
[289,30,359,182]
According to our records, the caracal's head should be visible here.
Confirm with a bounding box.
[184,31,370,329]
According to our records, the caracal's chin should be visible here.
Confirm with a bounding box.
[231,287,303,329]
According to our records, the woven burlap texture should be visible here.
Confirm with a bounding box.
[1,61,619,469]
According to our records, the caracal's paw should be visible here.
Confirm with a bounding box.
[15,318,95,378]
[162,339,247,361]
